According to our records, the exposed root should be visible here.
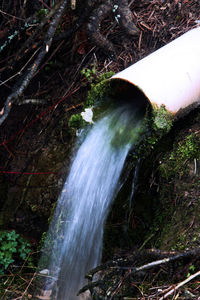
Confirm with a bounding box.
[87,0,139,55]
[87,0,116,55]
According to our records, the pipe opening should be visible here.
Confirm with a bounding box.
[93,78,151,124]
[109,78,151,114]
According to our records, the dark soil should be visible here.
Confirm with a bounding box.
[0,0,200,299]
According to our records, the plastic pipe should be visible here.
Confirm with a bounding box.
[111,27,200,115]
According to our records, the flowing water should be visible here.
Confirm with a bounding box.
[40,103,145,300]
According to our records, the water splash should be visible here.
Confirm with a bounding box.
[39,103,144,300]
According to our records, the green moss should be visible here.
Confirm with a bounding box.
[129,105,173,161]
[81,66,97,82]
[68,113,87,129]
[134,109,200,251]
[171,133,200,161]
[85,71,114,108]
[152,104,173,134]
[159,132,200,179]
[68,71,115,130]
[81,67,114,107]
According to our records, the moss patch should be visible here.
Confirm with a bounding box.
[152,104,173,133]
[145,109,200,251]
[85,71,114,107]
[68,71,114,130]
[68,113,88,129]
[106,107,200,254]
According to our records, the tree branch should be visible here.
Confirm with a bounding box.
[79,248,200,299]
[160,270,200,299]
[0,0,68,126]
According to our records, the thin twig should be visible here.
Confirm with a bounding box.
[0,9,26,21]
[20,272,37,299]
[159,270,200,299]
[18,99,47,105]
[38,0,51,10]
[0,48,40,87]
[80,248,200,298]
[0,0,68,126]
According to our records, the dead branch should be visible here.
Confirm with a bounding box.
[118,248,200,273]
[160,270,200,299]
[79,248,200,299]
[14,2,63,62]
[18,99,47,105]
[0,48,40,88]
[0,0,68,126]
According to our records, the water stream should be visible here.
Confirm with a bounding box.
[40,102,145,300]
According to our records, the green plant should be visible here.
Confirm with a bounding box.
[37,8,48,19]
[68,113,87,129]
[45,60,54,71]
[81,66,96,82]
[171,133,200,161]
[131,105,174,160]
[187,264,196,277]
[159,132,200,178]
[85,71,115,107]
[152,104,173,134]
[0,230,32,274]
[69,70,115,130]
[81,66,114,104]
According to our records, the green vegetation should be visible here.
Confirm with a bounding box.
[0,230,32,274]
[159,132,200,179]
[152,104,173,134]
[85,71,114,107]
[68,113,87,130]
[170,132,200,161]
[148,117,200,251]
[129,105,173,161]
[68,69,114,130]
[81,66,96,82]
[146,104,174,151]
[37,8,48,19]
[127,107,200,253]
[187,264,196,277]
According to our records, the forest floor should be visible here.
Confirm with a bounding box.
[0,0,200,299]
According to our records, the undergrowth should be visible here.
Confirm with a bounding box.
[0,230,37,299]
[0,230,32,274]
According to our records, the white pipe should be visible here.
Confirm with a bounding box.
[111,27,200,114]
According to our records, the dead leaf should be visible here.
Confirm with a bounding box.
[77,44,86,55]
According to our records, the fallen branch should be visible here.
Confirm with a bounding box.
[18,99,47,105]
[0,0,68,126]
[119,248,200,273]
[79,248,200,299]
[159,270,200,300]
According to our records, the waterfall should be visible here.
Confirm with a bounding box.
[39,102,144,300]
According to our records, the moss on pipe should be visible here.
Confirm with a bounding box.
[68,71,114,130]
[152,104,173,134]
